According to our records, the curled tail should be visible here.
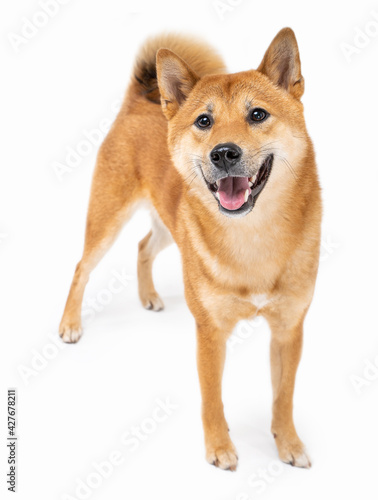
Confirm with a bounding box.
[132,33,226,103]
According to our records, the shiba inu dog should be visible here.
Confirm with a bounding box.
[59,28,321,471]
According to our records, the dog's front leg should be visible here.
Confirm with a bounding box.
[196,323,238,471]
[266,303,312,468]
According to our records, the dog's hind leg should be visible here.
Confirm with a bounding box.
[59,144,140,343]
[137,211,173,311]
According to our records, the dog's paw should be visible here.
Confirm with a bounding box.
[206,441,238,471]
[274,434,311,468]
[141,293,164,312]
[59,323,83,343]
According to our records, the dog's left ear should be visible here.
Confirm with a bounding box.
[257,28,304,100]
[156,49,200,120]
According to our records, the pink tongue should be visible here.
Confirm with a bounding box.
[218,177,250,210]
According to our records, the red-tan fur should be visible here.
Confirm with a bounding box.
[59,29,321,470]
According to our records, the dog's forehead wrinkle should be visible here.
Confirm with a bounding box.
[245,100,253,110]
[195,83,261,115]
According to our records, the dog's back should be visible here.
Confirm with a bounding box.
[94,35,226,231]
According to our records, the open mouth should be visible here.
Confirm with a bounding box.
[206,154,274,217]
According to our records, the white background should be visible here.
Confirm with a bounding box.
[1,0,378,499]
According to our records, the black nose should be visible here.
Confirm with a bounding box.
[210,143,242,170]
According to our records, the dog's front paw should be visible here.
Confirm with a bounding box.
[206,439,238,471]
[141,292,164,312]
[59,322,83,343]
[273,433,311,468]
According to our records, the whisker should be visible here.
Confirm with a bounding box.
[274,155,298,180]
[183,169,198,184]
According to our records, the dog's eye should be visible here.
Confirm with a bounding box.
[195,114,212,129]
[249,108,269,123]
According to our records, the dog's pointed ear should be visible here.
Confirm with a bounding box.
[156,48,200,120]
[257,28,304,100]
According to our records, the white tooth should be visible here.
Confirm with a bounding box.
[248,181,253,187]
[244,189,249,203]
[215,192,220,200]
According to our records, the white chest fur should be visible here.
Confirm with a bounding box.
[250,293,271,310]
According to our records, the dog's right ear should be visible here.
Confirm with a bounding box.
[156,49,199,120]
